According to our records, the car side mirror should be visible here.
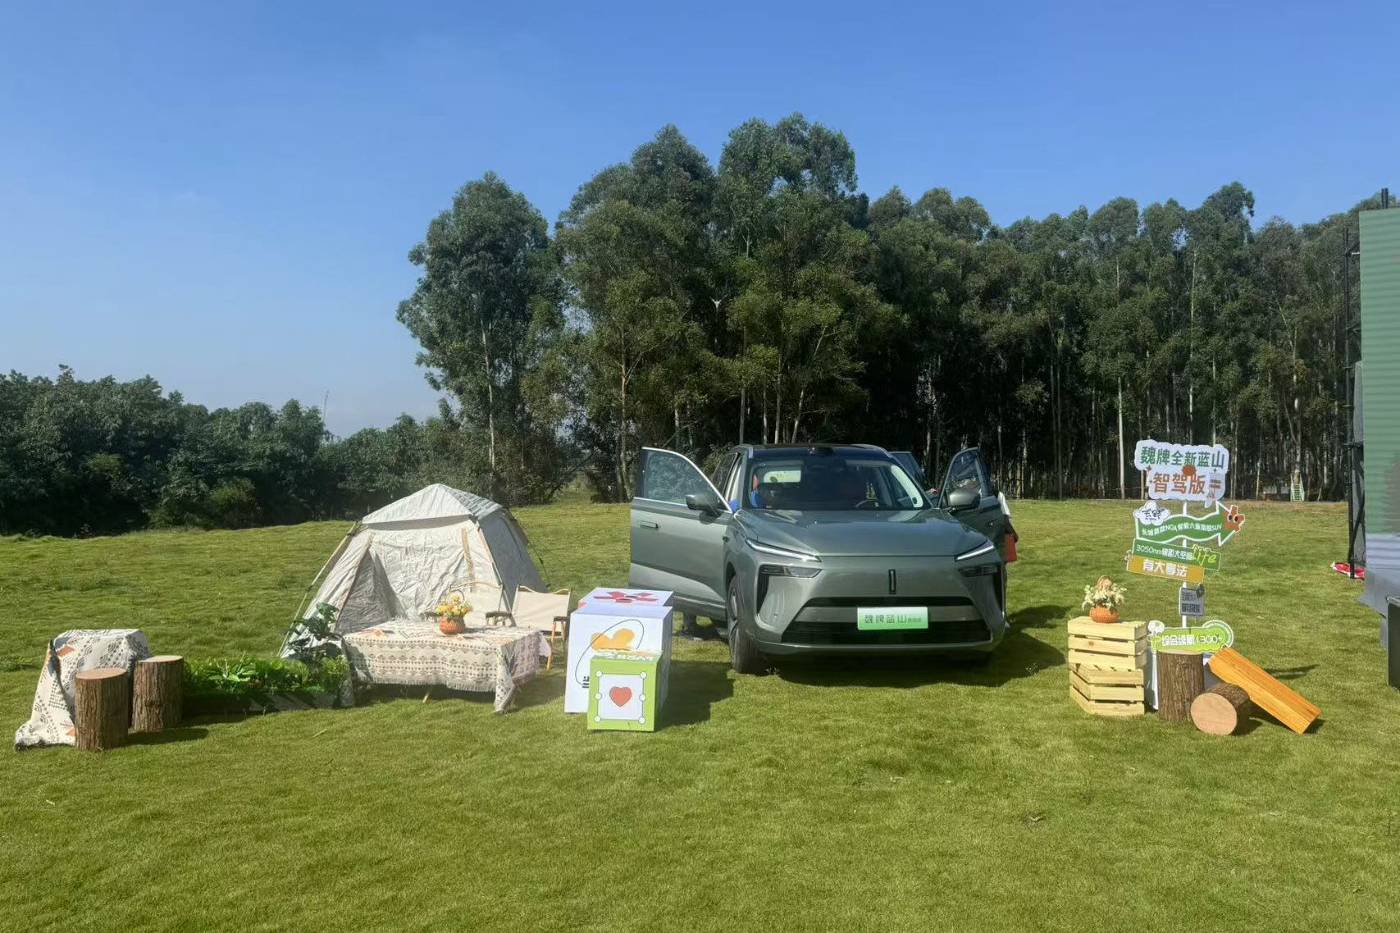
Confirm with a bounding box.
[946,488,979,511]
[686,492,723,516]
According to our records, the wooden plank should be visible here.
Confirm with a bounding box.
[1072,665,1145,686]
[1070,683,1144,717]
[1208,647,1320,735]
[1067,618,1147,640]
[1071,670,1144,702]
[1068,634,1147,657]
[1068,648,1146,672]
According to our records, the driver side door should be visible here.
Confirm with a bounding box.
[630,447,731,616]
[940,447,1013,551]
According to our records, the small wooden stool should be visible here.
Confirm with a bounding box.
[75,667,130,751]
[133,655,184,732]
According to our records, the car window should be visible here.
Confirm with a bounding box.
[744,454,926,511]
[723,453,746,508]
[640,449,718,506]
[943,449,994,501]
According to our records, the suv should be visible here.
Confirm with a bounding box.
[630,444,1016,673]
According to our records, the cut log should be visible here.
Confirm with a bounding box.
[1190,683,1252,735]
[1156,651,1205,723]
[132,655,184,732]
[1209,647,1320,735]
[75,667,129,751]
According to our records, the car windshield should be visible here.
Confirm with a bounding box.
[744,454,927,511]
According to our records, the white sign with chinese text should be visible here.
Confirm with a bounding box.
[1133,440,1230,503]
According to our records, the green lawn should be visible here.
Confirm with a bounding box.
[1,501,1396,932]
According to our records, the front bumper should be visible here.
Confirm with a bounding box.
[743,552,1008,656]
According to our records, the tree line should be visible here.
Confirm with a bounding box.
[3,113,1381,535]
[403,113,1379,505]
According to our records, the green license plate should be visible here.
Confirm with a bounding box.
[856,606,929,631]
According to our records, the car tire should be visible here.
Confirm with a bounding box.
[727,576,766,675]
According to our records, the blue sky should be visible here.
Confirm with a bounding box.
[3,1,1395,435]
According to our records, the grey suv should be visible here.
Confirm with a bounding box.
[629,444,1016,673]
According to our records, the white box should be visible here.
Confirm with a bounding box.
[565,588,674,713]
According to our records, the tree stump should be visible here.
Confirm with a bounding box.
[1191,683,1252,735]
[75,667,129,751]
[132,655,184,732]
[1157,652,1205,723]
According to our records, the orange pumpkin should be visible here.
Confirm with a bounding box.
[1089,606,1120,624]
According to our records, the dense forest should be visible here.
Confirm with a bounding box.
[2,113,1383,535]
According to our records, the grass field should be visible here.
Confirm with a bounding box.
[2,501,1397,932]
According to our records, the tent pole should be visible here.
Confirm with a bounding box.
[284,523,360,651]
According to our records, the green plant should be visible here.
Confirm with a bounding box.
[1081,576,1127,611]
[184,655,349,716]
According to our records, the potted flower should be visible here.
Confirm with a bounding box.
[435,594,472,635]
[1082,576,1127,624]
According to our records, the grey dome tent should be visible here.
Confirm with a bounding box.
[298,484,545,635]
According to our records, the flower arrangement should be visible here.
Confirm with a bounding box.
[1081,576,1127,623]
[435,594,472,634]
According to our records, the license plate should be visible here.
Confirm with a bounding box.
[857,606,929,631]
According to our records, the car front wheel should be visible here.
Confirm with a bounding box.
[726,576,766,675]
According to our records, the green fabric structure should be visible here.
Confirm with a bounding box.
[1360,209,1400,615]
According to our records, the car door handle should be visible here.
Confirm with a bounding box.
[640,520,659,529]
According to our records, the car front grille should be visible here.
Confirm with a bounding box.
[781,596,990,646]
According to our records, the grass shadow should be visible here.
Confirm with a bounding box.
[773,627,1064,689]
[1264,664,1318,681]
[662,659,734,726]
[512,672,566,710]
[125,726,209,746]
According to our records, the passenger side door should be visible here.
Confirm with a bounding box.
[940,447,1012,549]
[630,447,731,615]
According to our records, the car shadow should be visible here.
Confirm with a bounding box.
[662,659,734,726]
[772,625,1065,689]
[1009,604,1074,630]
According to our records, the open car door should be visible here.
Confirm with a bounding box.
[629,447,731,616]
[940,447,1017,560]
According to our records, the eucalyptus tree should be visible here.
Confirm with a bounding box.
[556,125,718,497]
[396,173,563,502]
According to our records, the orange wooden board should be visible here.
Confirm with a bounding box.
[1208,647,1320,735]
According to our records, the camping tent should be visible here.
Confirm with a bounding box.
[300,484,545,635]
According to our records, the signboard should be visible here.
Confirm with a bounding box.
[1127,554,1205,584]
[1133,440,1229,503]
[1178,584,1206,619]
[1127,440,1244,584]
[1149,619,1234,655]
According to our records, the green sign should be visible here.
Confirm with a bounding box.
[1131,538,1222,571]
[1133,501,1244,548]
[1149,619,1234,655]
[857,606,929,631]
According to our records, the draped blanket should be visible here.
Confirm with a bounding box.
[15,629,152,749]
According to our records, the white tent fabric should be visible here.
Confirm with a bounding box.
[304,484,545,636]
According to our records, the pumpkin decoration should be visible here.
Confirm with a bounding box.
[1082,576,1127,624]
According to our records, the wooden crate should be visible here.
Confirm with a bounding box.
[1066,617,1146,672]
[1070,664,1146,717]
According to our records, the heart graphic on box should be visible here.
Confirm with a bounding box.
[591,628,636,651]
[608,686,633,707]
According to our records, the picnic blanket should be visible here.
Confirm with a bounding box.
[15,629,152,749]
[342,620,545,713]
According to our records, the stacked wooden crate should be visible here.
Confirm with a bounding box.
[1067,617,1147,717]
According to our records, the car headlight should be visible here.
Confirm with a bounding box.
[758,563,822,578]
[746,538,821,563]
[955,540,997,562]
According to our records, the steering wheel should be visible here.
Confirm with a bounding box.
[853,498,879,510]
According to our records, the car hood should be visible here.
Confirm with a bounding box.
[737,509,987,558]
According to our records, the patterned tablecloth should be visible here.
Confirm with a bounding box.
[342,621,545,713]
[15,629,152,749]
